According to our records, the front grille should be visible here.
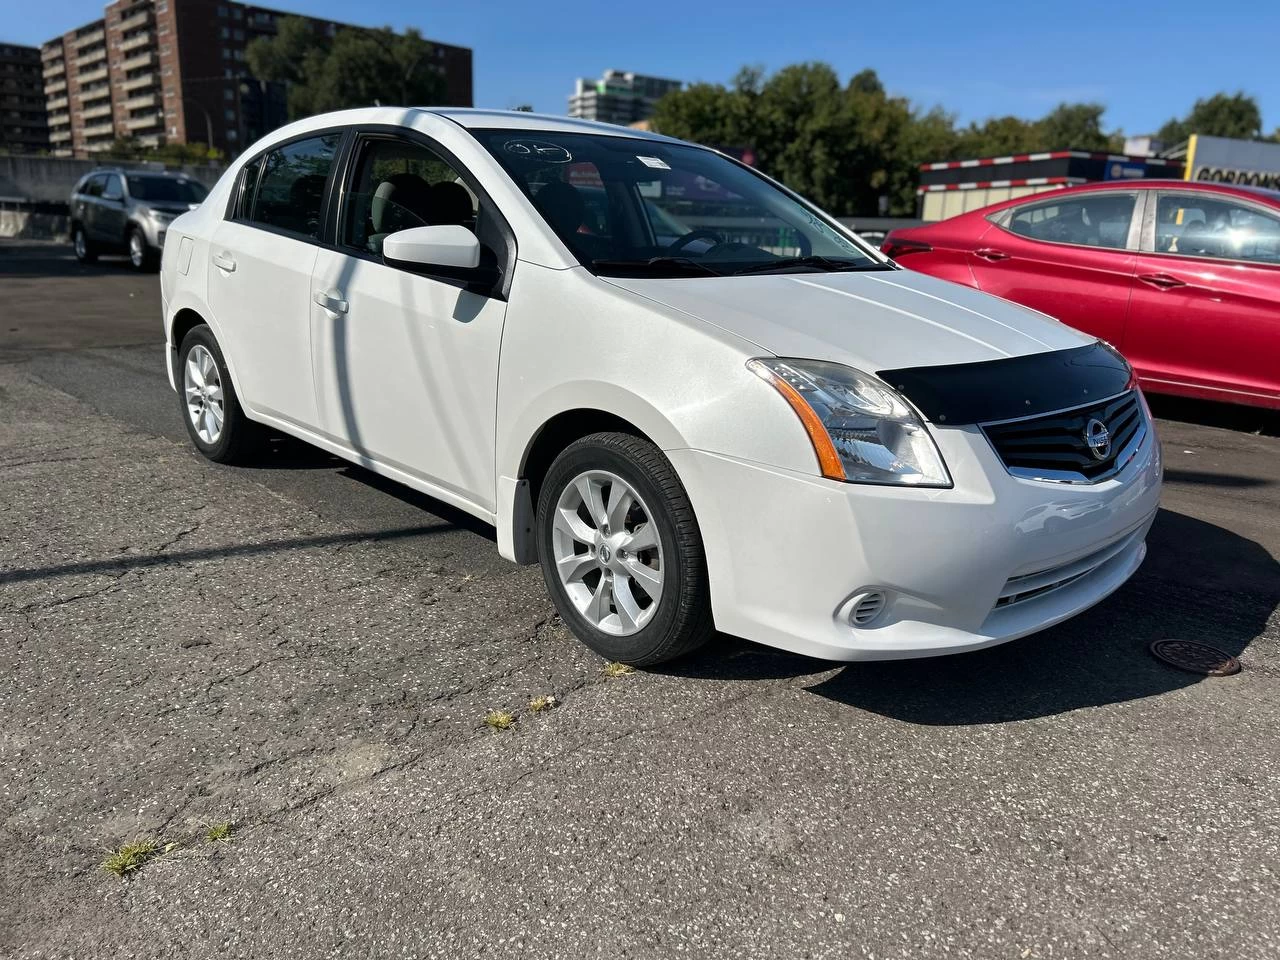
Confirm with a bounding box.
[982,390,1145,483]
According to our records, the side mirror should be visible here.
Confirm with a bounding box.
[383,224,481,270]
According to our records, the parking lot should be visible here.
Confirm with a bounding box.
[1,239,1278,959]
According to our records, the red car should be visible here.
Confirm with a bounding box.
[882,180,1280,410]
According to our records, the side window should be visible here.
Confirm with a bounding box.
[231,157,262,221]
[1155,193,1280,264]
[83,175,106,198]
[340,136,477,255]
[249,133,341,240]
[1006,193,1137,250]
[101,174,123,201]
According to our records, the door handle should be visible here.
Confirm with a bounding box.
[974,248,1010,262]
[1138,273,1186,290]
[211,251,236,272]
[312,290,349,314]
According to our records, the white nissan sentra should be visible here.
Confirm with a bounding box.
[160,108,1161,666]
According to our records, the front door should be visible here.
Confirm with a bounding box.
[206,132,342,429]
[1126,190,1280,405]
[968,190,1141,346]
[309,133,510,511]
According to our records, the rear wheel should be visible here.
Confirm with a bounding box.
[72,225,97,264]
[177,325,260,463]
[536,432,713,666]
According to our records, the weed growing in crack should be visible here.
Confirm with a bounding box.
[484,709,516,730]
[528,694,557,713]
[102,838,159,878]
[602,662,634,678]
[204,821,234,844]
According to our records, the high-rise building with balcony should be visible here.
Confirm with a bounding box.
[40,0,473,157]
[0,44,49,154]
[567,70,682,127]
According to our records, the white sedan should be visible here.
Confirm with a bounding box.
[160,108,1162,665]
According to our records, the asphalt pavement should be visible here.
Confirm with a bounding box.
[2,241,1278,959]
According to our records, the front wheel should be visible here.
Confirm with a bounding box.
[127,226,157,272]
[177,325,260,463]
[536,432,713,666]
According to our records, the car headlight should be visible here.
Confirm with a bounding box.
[748,358,951,487]
[149,209,175,223]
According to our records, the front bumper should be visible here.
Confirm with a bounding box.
[669,417,1162,661]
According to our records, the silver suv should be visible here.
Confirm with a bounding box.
[70,168,208,271]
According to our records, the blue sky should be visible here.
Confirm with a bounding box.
[9,0,1278,136]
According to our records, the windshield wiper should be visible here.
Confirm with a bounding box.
[730,256,891,276]
[590,256,723,277]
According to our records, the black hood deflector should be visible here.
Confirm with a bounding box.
[878,341,1131,426]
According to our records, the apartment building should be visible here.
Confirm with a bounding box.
[0,44,49,154]
[568,70,682,127]
[41,0,473,158]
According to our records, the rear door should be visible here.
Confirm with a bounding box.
[95,173,128,247]
[206,130,343,430]
[74,174,107,243]
[967,190,1142,346]
[1126,190,1280,406]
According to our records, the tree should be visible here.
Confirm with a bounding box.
[1036,102,1111,151]
[1157,92,1262,144]
[103,137,223,164]
[247,17,445,121]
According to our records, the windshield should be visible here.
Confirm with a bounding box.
[473,129,885,277]
[126,176,208,204]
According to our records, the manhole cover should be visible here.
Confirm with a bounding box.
[1149,640,1241,677]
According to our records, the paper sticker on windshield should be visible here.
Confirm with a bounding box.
[504,139,573,164]
[636,155,671,170]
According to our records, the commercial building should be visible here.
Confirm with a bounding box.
[0,44,49,154]
[568,70,681,126]
[916,149,1184,221]
[1168,134,1280,190]
[40,0,472,158]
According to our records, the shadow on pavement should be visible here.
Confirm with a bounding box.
[1147,393,1280,437]
[1163,467,1273,488]
[0,241,140,278]
[665,509,1277,725]
[0,524,453,585]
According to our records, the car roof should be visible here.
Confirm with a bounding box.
[244,106,688,152]
[84,167,194,178]
[1031,178,1280,204]
[428,107,684,143]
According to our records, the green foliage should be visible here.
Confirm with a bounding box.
[1157,91,1263,145]
[247,17,445,121]
[102,137,223,164]
[652,64,1124,216]
[653,63,1273,215]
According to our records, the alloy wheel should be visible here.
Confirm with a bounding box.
[183,344,224,444]
[551,470,665,636]
[129,231,145,268]
[74,229,87,260]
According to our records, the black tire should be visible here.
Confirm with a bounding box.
[127,225,158,272]
[536,431,714,666]
[176,324,261,464]
[72,224,97,264]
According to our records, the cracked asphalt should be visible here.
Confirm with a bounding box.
[2,241,1279,959]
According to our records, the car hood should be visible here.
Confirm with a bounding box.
[601,267,1091,372]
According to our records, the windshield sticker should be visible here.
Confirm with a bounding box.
[636,155,671,170]
[503,139,573,164]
